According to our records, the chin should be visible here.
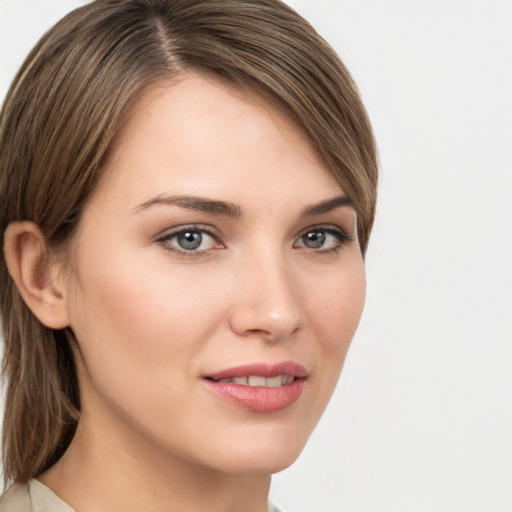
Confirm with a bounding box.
[212,448,305,476]
[194,422,312,476]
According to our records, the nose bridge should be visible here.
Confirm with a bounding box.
[230,242,303,341]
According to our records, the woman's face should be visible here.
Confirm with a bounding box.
[62,74,366,474]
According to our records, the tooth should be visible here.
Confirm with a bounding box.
[283,376,294,385]
[248,376,266,387]
[266,376,282,387]
[233,376,248,385]
[218,378,232,383]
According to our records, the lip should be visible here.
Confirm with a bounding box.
[206,361,308,381]
[203,361,307,413]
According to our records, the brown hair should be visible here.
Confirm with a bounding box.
[0,0,377,486]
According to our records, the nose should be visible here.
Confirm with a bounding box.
[229,251,304,342]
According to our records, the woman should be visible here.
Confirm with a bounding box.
[0,0,377,510]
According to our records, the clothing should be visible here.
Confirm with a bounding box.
[0,480,73,512]
[0,479,284,512]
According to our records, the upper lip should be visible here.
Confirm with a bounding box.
[205,361,308,381]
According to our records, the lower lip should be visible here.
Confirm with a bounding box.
[203,379,305,413]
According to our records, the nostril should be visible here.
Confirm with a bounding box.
[228,265,304,341]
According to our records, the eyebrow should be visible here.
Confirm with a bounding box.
[134,194,242,218]
[133,193,353,218]
[300,195,354,218]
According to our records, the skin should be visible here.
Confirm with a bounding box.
[10,74,366,512]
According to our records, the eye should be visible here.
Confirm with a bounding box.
[294,226,353,252]
[157,226,222,255]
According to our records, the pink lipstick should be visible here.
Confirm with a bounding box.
[203,362,307,413]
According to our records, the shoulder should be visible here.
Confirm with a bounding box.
[0,480,74,512]
[0,483,32,512]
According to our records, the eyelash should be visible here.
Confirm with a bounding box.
[156,224,222,259]
[156,224,354,259]
[294,225,355,255]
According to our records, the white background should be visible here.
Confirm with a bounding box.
[1,1,511,511]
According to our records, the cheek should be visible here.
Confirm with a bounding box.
[305,261,366,390]
[65,252,231,450]
[65,250,226,391]
[310,261,366,347]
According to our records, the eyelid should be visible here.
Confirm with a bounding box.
[294,223,353,240]
[155,223,222,241]
[293,224,355,250]
[155,224,225,258]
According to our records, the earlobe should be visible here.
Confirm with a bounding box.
[3,221,71,329]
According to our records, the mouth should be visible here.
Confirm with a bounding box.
[211,375,296,387]
[203,362,307,413]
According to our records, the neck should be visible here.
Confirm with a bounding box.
[39,404,271,512]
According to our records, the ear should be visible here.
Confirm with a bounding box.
[3,221,71,329]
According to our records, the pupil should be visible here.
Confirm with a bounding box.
[304,231,325,248]
[178,231,202,250]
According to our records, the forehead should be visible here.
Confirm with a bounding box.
[94,73,342,210]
